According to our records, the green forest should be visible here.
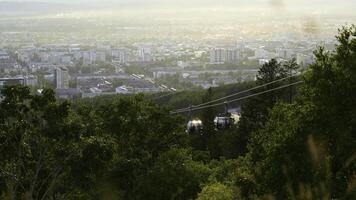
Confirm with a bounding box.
[1,26,356,200]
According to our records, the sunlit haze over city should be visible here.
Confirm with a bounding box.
[0,1,356,199]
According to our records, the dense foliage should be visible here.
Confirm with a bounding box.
[1,26,356,199]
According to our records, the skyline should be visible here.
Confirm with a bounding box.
[1,0,356,11]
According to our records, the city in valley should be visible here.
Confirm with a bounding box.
[1,1,356,200]
[1,0,353,99]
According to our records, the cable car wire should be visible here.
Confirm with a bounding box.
[148,91,184,101]
[170,80,303,115]
[175,73,301,112]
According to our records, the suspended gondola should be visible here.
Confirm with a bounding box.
[186,106,204,134]
[214,115,234,130]
[213,101,235,131]
[186,119,204,135]
[177,79,303,132]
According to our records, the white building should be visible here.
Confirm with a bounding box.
[259,58,286,66]
[259,59,271,66]
[297,53,314,66]
[0,50,10,59]
[90,87,102,94]
[138,46,152,62]
[60,54,72,65]
[225,48,240,64]
[194,51,205,58]
[116,86,131,94]
[177,61,189,68]
[210,48,225,64]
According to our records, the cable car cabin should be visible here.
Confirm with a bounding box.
[214,116,234,131]
[186,119,203,134]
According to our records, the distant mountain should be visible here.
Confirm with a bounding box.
[0,0,355,16]
[0,1,70,13]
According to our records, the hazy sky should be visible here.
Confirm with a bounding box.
[3,0,356,7]
[1,0,355,16]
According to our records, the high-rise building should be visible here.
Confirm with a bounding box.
[54,67,70,89]
[82,51,97,65]
[112,48,129,64]
[0,50,16,72]
[138,47,152,62]
[276,48,294,59]
[210,48,225,64]
[96,51,106,62]
[225,48,240,64]
[210,48,240,64]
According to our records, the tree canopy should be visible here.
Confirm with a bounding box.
[1,25,356,200]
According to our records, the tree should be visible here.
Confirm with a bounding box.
[244,25,356,199]
[190,88,218,157]
[256,58,288,106]
[138,148,211,200]
[0,86,114,200]
[237,59,288,155]
[283,58,300,103]
[197,183,235,200]
[92,95,187,199]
